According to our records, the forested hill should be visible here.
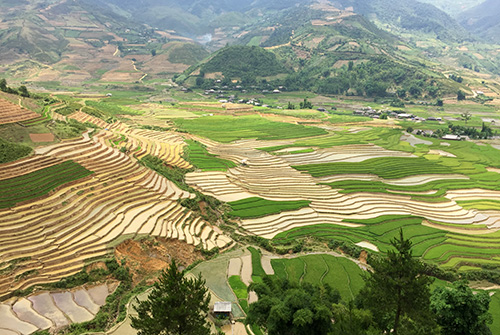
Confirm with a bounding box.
[200,46,290,79]
[459,0,500,43]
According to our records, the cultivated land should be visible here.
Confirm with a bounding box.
[3,90,500,334]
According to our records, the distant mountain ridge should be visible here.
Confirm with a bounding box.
[459,0,500,43]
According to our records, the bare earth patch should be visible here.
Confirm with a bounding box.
[227,258,242,277]
[29,133,55,143]
[240,255,252,286]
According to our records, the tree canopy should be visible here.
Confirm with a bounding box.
[130,260,211,335]
[431,280,492,335]
[246,276,340,335]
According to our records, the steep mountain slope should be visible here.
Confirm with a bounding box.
[459,0,500,43]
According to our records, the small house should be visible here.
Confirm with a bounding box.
[442,134,462,141]
[214,301,232,318]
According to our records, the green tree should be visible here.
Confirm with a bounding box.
[299,98,313,109]
[18,85,30,98]
[330,301,376,335]
[431,280,492,335]
[0,78,7,92]
[246,276,340,335]
[457,90,466,101]
[287,102,296,110]
[461,111,472,125]
[130,260,211,335]
[359,230,438,335]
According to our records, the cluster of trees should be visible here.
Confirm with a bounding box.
[0,79,30,97]
[312,58,440,98]
[0,138,32,164]
[132,231,492,335]
[425,122,497,140]
[449,74,463,83]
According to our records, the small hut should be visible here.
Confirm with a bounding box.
[214,301,232,319]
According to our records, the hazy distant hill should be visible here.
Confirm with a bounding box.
[418,0,485,17]
[332,0,471,42]
[98,0,308,36]
[459,0,500,43]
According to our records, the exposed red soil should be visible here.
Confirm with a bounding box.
[114,238,204,285]
[359,250,368,265]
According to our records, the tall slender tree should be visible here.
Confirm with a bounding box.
[359,230,438,335]
[131,260,211,335]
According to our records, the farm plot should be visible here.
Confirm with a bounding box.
[271,254,364,301]
[272,214,500,269]
[294,157,453,179]
[278,144,415,165]
[0,99,40,125]
[0,131,232,299]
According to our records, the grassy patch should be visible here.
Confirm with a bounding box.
[173,115,327,143]
[0,160,93,208]
[227,197,311,219]
[0,138,32,163]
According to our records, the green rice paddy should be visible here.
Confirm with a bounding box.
[271,254,364,301]
[273,215,447,257]
[185,140,237,171]
[227,197,311,218]
[294,157,452,179]
[0,161,93,209]
[173,115,328,143]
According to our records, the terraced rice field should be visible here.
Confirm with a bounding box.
[0,99,40,125]
[0,282,117,334]
[185,137,494,240]
[0,131,231,299]
[68,111,192,169]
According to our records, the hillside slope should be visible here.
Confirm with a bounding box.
[0,0,208,85]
